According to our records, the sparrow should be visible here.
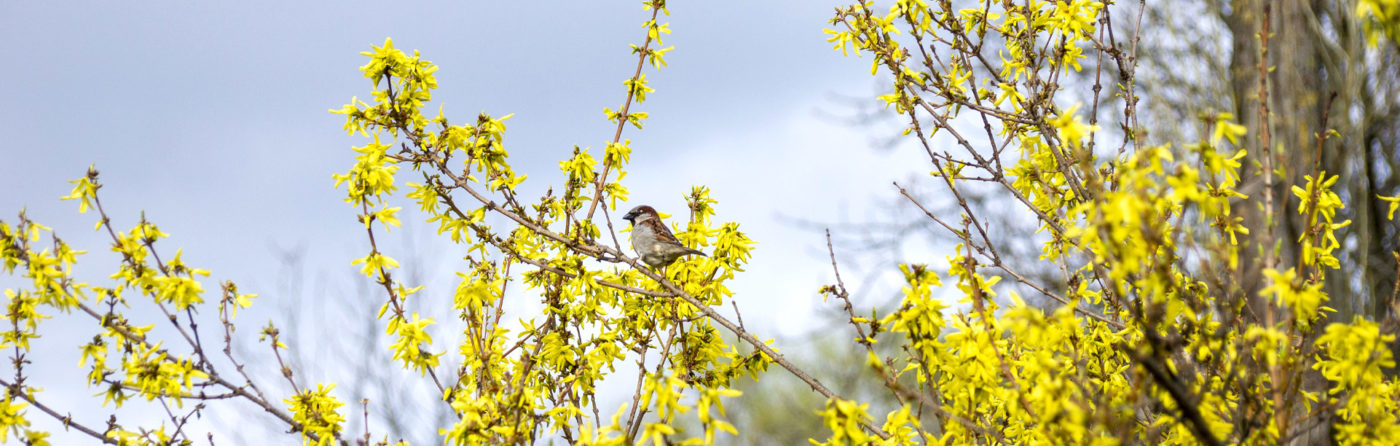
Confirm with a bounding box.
[621,205,707,269]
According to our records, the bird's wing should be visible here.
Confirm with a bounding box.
[645,218,685,245]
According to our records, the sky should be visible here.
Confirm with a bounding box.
[0,1,940,443]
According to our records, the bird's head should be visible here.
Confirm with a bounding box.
[622,205,656,224]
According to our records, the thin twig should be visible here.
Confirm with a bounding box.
[584,2,664,222]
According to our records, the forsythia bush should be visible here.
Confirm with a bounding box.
[818,0,1400,444]
[2,0,1398,445]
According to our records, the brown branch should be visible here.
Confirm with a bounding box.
[821,230,985,435]
[1,379,118,445]
[622,325,655,442]
[1252,3,1288,437]
[1129,342,1224,446]
[584,3,663,222]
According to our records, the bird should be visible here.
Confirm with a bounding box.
[621,205,707,269]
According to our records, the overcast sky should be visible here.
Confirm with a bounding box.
[1,1,941,443]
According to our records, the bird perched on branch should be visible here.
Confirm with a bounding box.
[622,205,706,269]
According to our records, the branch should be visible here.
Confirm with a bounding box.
[584,2,663,222]
[0,379,117,445]
[821,230,985,435]
[1130,335,1224,446]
